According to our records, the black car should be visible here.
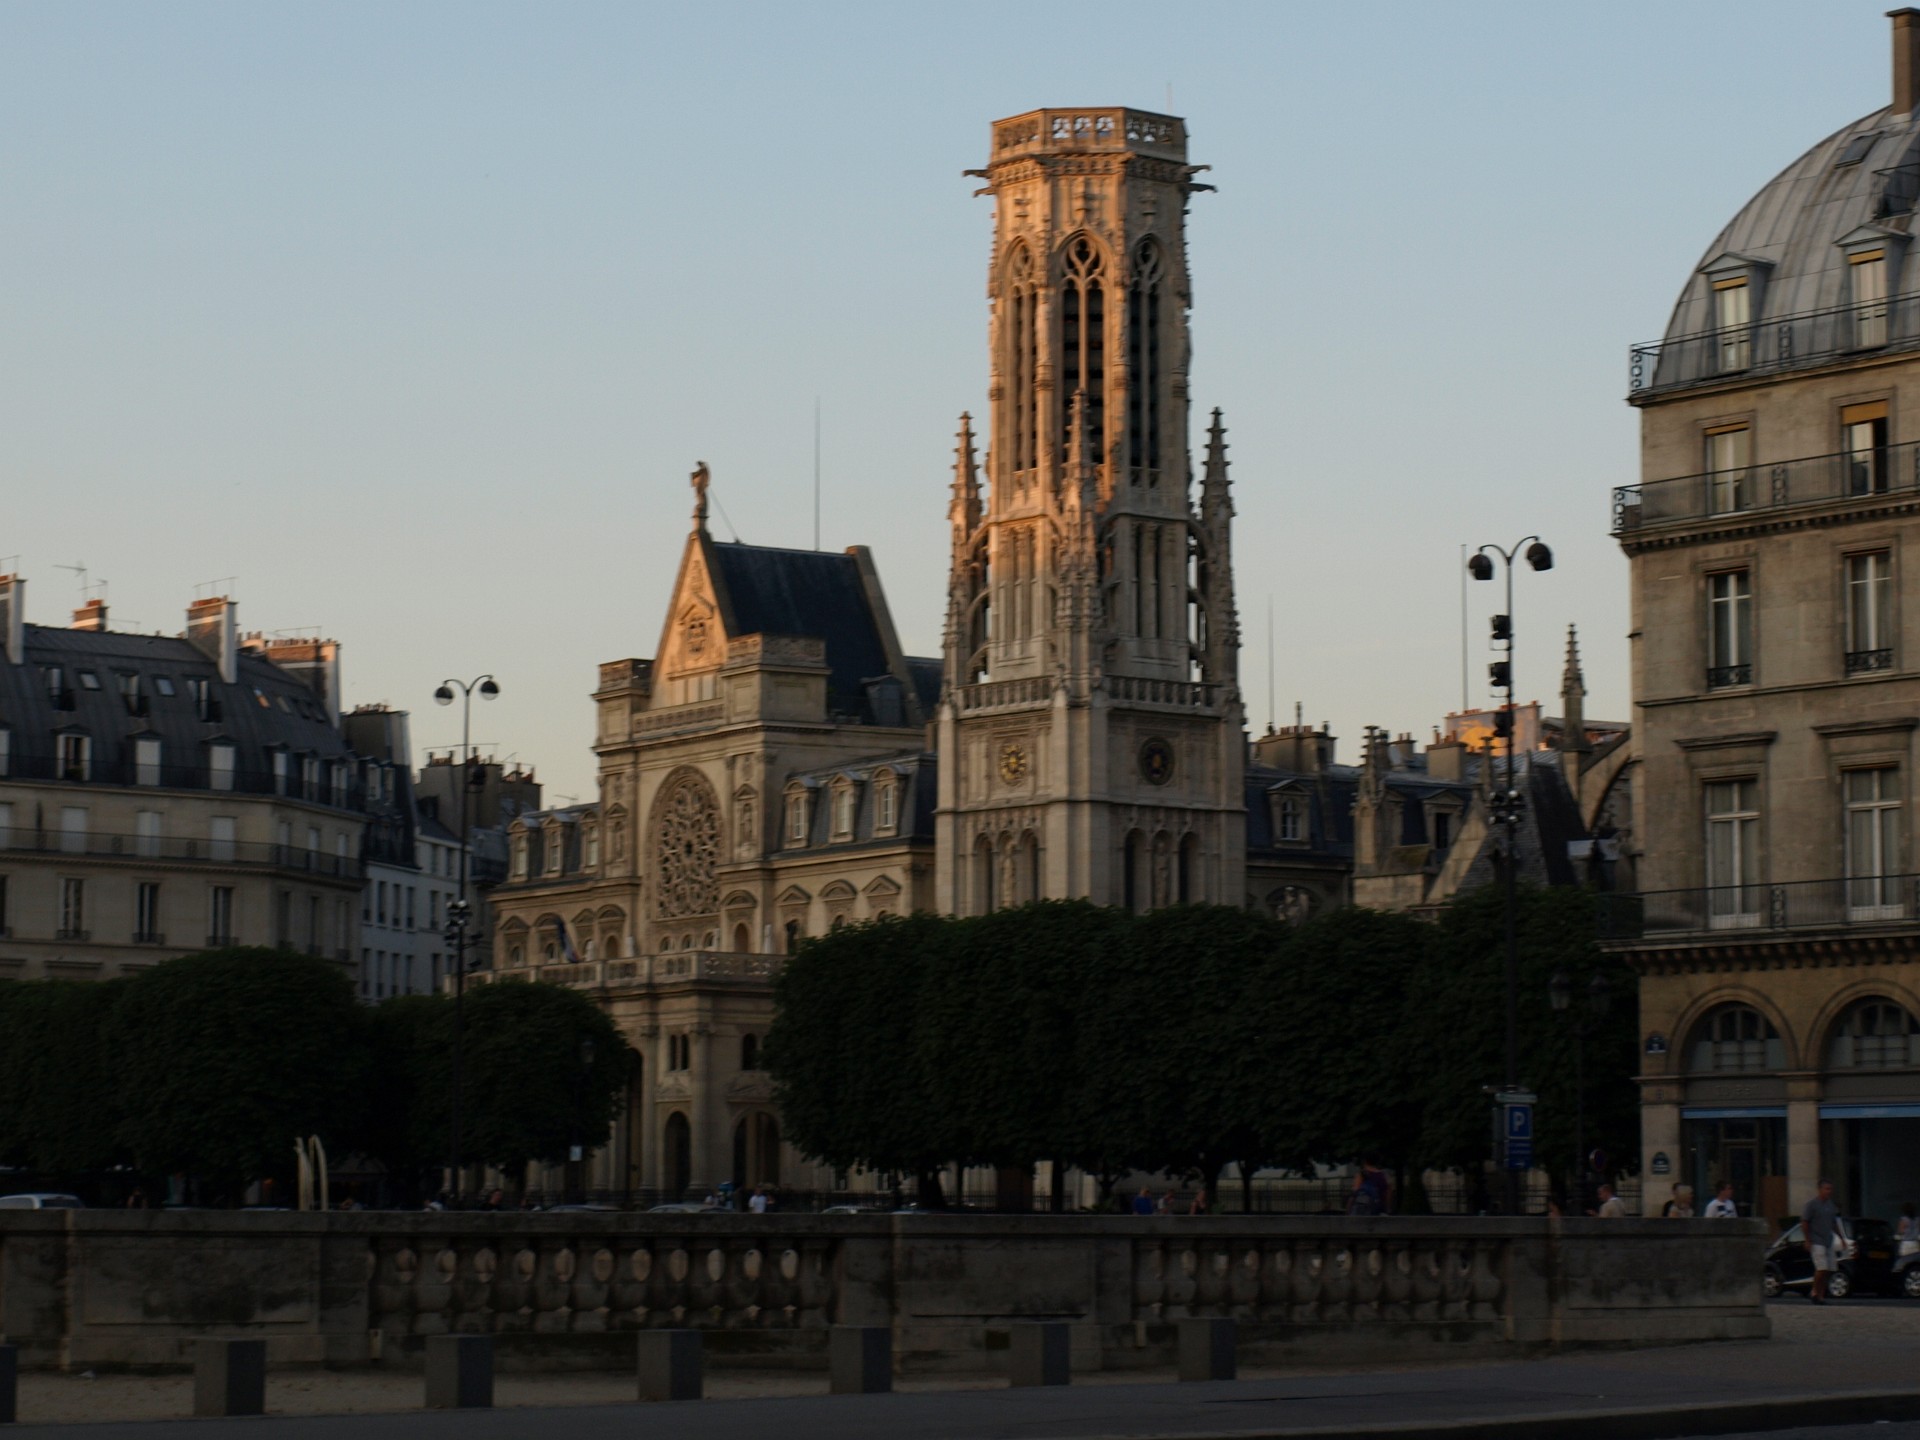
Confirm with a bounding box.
[1764,1216,1903,1298]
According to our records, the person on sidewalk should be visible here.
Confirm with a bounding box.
[1131,1187,1154,1217]
[1704,1182,1739,1219]
[1802,1180,1842,1303]
[1661,1184,1696,1217]
[1594,1183,1628,1217]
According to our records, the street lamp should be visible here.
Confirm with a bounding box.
[1469,536,1553,1214]
[1549,970,1613,1212]
[436,674,499,1204]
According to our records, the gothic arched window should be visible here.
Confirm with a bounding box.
[1688,1004,1783,1073]
[1829,998,1920,1068]
[1128,238,1163,483]
[1004,243,1039,479]
[1060,235,1106,462]
[651,769,721,920]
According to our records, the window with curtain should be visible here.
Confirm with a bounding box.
[1705,779,1761,926]
[1845,767,1902,915]
[1714,279,1751,371]
[1705,425,1751,514]
[1708,570,1753,687]
[1844,402,1889,496]
[1846,551,1893,673]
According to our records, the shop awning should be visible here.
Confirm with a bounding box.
[1817,1103,1920,1119]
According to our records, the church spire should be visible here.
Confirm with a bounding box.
[1560,624,1592,774]
[1197,408,1240,685]
[949,412,980,547]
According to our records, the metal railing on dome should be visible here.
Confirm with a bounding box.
[1628,294,1920,398]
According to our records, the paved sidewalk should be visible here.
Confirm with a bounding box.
[10,1327,1920,1440]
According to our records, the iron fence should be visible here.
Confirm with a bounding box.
[1613,437,1920,535]
[1600,874,1920,940]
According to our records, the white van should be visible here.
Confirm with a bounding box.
[0,1193,84,1209]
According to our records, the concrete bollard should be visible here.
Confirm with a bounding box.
[829,1325,892,1394]
[424,1334,493,1409]
[1178,1317,1236,1382]
[637,1329,702,1402]
[193,1338,266,1418]
[0,1343,16,1425]
[1008,1322,1070,1387]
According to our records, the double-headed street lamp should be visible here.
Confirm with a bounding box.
[1468,537,1552,1213]
[1549,969,1613,1212]
[435,674,498,1204]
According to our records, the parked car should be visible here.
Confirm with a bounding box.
[0,1193,84,1210]
[646,1203,709,1214]
[1764,1217,1905,1298]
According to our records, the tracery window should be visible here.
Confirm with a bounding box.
[1127,239,1162,482]
[1005,243,1039,479]
[1060,235,1105,462]
[651,770,720,919]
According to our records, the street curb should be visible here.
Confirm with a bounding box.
[1098,1386,1920,1440]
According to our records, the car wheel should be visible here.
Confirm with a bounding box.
[1828,1270,1853,1300]
[1763,1265,1784,1299]
[1903,1268,1920,1300]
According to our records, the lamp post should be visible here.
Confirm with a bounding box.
[1468,537,1552,1213]
[1549,970,1613,1212]
[435,674,499,1204]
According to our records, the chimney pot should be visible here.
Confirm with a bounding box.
[71,598,108,632]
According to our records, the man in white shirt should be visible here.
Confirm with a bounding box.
[749,1184,770,1214]
[1704,1182,1739,1219]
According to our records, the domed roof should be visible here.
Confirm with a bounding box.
[1661,105,1920,346]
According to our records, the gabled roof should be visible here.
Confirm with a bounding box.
[705,541,893,719]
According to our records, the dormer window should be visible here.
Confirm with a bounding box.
[1278,796,1302,842]
[270,749,289,795]
[1852,250,1889,347]
[134,735,162,786]
[57,732,90,783]
[78,670,100,691]
[831,781,858,838]
[584,824,601,869]
[1712,278,1751,371]
[153,676,176,697]
[784,788,811,847]
[874,772,899,832]
[119,673,143,715]
[207,740,236,791]
[511,830,529,880]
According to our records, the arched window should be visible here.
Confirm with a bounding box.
[1688,1004,1784,1072]
[1829,998,1920,1068]
[1060,235,1105,462]
[1005,243,1039,479]
[509,944,525,968]
[741,1034,759,1071]
[1127,238,1162,482]
[732,922,751,952]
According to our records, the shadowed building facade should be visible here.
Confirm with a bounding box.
[1608,14,1920,1221]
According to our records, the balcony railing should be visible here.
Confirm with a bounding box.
[1614,437,1920,535]
[1846,647,1894,675]
[1706,663,1752,689]
[1600,874,1920,940]
[0,830,363,879]
[1629,294,1920,398]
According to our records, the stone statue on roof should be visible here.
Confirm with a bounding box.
[691,461,710,531]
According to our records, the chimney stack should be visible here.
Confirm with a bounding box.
[1894,8,1920,116]
[186,596,238,684]
[264,637,343,727]
[71,598,108,632]
[0,576,22,665]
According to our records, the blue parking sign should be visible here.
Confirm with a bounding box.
[1503,1102,1533,1171]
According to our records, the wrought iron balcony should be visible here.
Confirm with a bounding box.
[132,931,165,945]
[1846,647,1895,675]
[1706,664,1752,689]
[1614,438,1920,536]
[0,829,363,880]
[1629,294,1920,399]
[1600,874,1920,941]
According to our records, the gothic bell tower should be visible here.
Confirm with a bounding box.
[935,108,1246,914]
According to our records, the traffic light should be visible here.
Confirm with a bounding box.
[1493,709,1514,737]
[1488,660,1512,689]
[1490,614,1512,641]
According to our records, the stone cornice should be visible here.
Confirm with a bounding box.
[1609,928,1920,973]
[1616,491,1920,555]
[1673,730,1778,751]
[1811,717,1920,737]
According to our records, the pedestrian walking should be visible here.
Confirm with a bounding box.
[1594,1182,1628,1217]
[1703,1182,1739,1219]
[1661,1184,1696,1217]
[749,1184,770,1214]
[1131,1187,1154,1217]
[1346,1159,1391,1216]
[1802,1180,1843,1304]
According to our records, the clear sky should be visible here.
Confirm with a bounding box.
[1,1,1894,801]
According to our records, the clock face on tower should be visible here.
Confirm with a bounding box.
[1139,737,1174,786]
[998,743,1029,785]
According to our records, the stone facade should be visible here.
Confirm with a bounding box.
[1609,14,1920,1221]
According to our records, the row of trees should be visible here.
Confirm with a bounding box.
[0,948,630,1204]
[765,888,1638,1208]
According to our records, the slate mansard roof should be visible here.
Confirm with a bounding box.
[703,540,938,725]
[0,624,357,799]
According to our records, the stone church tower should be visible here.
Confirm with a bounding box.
[935,108,1246,913]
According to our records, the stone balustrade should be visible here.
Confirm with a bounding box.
[0,1213,1766,1374]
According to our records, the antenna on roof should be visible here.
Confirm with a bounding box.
[813,397,822,551]
[195,577,238,600]
[1458,543,1469,713]
[1265,595,1275,734]
[54,561,87,594]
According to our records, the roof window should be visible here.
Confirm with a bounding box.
[1838,132,1881,167]
[78,670,100,690]
[153,676,176,697]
